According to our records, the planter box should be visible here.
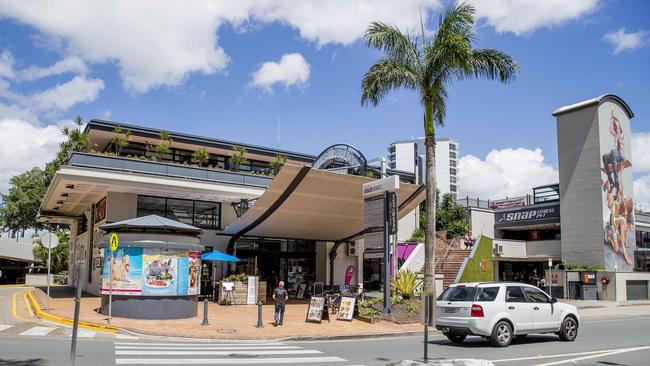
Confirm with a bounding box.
[218,281,266,305]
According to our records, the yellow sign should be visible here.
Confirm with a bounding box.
[109,233,119,252]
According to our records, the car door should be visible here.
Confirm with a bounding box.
[523,286,561,331]
[505,286,534,333]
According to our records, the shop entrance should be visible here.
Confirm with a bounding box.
[234,238,315,298]
[498,261,545,287]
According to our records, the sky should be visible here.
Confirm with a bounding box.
[0,0,648,209]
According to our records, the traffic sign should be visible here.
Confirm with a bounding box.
[109,233,119,252]
[39,232,59,249]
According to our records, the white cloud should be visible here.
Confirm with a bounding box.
[251,53,310,92]
[634,174,650,212]
[29,75,104,112]
[20,56,87,81]
[0,50,16,79]
[468,0,599,35]
[458,147,558,199]
[251,0,442,46]
[0,118,64,192]
[632,133,650,174]
[604,28,649,55]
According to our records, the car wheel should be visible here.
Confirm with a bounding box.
[559,316,578,341]
[491,321,513,347]
[446,333,467,343]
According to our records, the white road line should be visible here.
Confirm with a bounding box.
[115,346,302,350]
[115,350,322,356]
[491,349,617,363]
[114,342,286,347]
[532,346,650,366]
[583,316,650,324]
[19,326,56,336]
[116,334,140,340]
[115,356,346,364]
[72,329,96,338]
[0,324,14,332]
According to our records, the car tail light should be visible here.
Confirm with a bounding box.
[471,304,484,317]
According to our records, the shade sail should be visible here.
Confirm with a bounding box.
[201,250,244,262]
[221,164,425,243]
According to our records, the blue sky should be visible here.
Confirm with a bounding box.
[0,0,648,207]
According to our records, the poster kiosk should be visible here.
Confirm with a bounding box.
[97,215,204,320]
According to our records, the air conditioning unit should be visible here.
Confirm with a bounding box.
[348,242,358,256]
[494,244,504,255]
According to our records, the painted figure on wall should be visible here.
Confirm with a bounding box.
[602,108,635,268]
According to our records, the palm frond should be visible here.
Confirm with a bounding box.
[361,57,420,106]
[469,48,519,83]
[364,21,421,66]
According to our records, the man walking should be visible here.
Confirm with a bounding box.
[272,280,288,325]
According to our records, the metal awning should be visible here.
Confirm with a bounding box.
[220,164,425,245]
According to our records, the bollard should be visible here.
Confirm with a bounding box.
[256,301,264,328]
[201,298,209,326]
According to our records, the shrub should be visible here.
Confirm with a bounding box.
[391,269,422,299]
[406,300,420,315]
[224,273,248,282]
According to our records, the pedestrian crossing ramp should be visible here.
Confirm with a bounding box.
[114,340,349,365]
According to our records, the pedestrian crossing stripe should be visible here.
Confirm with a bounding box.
[19,326,56,336]
[0,324,13,332]
[115,356,346,364]
[115,349,322,356]
[114,341,287,346]
[115,345,302,350]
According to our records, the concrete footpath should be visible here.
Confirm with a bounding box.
[26,286,650,340]
[30,287,422,340]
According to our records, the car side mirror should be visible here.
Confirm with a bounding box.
[550,297,558,304]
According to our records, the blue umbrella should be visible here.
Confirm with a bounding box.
[201,250,245,262]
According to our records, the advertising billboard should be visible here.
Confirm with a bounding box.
[600,103,635,271]
[102,248,201,296]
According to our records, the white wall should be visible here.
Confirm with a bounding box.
[469,208,495,238]
[397,207,418,242]
[393,143,416,173]
[330,239,364,286]
[494,239,527,259]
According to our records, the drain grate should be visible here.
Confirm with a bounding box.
[216,328,236,333]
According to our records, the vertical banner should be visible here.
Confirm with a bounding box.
[247,275,259,304]
[600,103,635,271]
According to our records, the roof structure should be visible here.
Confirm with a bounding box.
[552,93,634,118]
[0,237,37,262]
[221,163,425,247]
[100,215,202,235]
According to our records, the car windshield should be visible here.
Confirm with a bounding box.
[438,286,478,302]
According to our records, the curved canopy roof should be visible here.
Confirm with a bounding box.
[221,164,425,245]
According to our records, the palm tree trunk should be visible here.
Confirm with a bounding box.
[423,100,437,295]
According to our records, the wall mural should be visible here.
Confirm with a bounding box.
[601,105,635,271]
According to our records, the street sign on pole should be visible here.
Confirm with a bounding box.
[39,232,59,311]
[548,258,553,297]
[108,232,118,325]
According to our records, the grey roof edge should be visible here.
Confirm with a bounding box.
[552,93,634,118]
[99,215,203,234]
[85,119,317,162]
[97,240,203,250]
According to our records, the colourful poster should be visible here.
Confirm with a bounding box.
[188,251,200,295]
[600,103,635,271]
[142,249,179,296]
[101,247,143,295]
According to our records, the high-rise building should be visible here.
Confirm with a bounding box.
[387,138,459,198]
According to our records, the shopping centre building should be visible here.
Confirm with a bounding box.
[37,119,423,303]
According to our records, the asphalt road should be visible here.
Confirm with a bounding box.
[2,287,650,365]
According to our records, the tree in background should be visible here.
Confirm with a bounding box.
[193,147,210,167]
[0,168,48,234]
[111,125,132,156]
[33,231,70,275]
[437,193,468,238]
[153,130,173,161]
[1,116,89,234]
[361,2,517,292]
[228,145,250,172]
[271,153,288,175]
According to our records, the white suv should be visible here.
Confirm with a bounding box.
[436,282,580,347]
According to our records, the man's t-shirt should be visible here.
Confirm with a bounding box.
[273,287,288,306]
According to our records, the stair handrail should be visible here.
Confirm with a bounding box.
[435,237,457,269]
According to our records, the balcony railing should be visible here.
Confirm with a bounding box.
[67,152,273,188]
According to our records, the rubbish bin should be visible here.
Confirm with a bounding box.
[581,285,598,300]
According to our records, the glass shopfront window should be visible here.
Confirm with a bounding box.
[137,195,221,229]
[637,230,650,249]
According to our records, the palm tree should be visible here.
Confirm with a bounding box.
[111,126,132,156]
[361,2,518,294]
